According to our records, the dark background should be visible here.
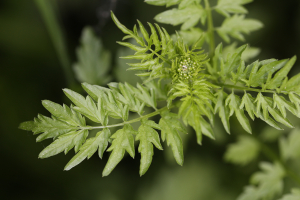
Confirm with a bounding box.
[1,0,300,199]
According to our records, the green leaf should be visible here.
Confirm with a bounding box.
[240,93,256,120]
[136,120,163,176]
[179,0,201,9]
[222,42,260,62]
[137,20,150,43]
[154,5,206,30]
[214,90,231,134]
[255,93,294,128]
[145,0,181,7]
[112,12,176,81]
[39,130,89,158]
[135,83,157,109]
[102,124,137,176]
[73,27,111,85]
[188,104,215,144]
[249,59,288,87]
[118,82,144,114]
[266,56,296,89]
[27,114,78,142]
[215,0,252,17]
[217,15,263,43]
[148,23,161,51]
[237,186,260,200]
[250,162,285,198]
[175,28,204,47]
[226,92,252,133]
[289,93,300,113]
[238,162,285,200]
[222,44,247,78]
[42,100,84,126]
[273,93,298,118]
[19,121,35,131]
[111,12,143,46]
[279,128,300,160]
[224,135,260,165]
[240,93,283,130]
[159,111,186,165]
[283,73,300,95]
[63,89,106,123]
[117,41,147,52]
[64,129,111,170]
[279,189,300,200]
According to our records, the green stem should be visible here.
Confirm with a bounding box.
[81,106,168,130]
[149,49,172,66]
[34,0,75,88]
[216,83,285,94]
[204,0,215,58]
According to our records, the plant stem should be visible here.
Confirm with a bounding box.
[34,0,75,88]
[204,0,215,58]
[81,106,168,130]
[216,83,284,94]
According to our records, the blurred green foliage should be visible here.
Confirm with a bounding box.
[1,0,300,199]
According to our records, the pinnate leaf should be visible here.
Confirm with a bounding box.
[20,114,78,142]
[279,128,300,161]
[39,130,89,158]
[226,92,252,133]
[217,15,263,43]
[64,129,111,170]
[224,135,260,165]
[42,100,84,126]
[102,124,137,176]
[73,27,111,85]
[238,162,285,200]
[214,90,230,134]
[154,5,206,30]
[215,0,252,17]
[136,120,163,176]
[159,111,186,165]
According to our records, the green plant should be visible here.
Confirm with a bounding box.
[20,0,300,198]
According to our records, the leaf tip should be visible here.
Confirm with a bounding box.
[19,121,35,131]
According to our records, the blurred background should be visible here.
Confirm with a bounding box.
[1,0,300,199]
